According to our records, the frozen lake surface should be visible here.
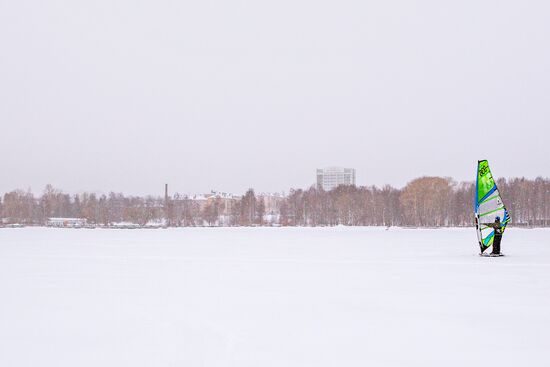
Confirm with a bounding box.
[1,227,549,367]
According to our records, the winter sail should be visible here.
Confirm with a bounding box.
[474,160,510,253]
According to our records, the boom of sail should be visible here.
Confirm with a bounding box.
[474,160,510,253]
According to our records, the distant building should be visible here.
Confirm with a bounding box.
[257,192,285,225]
[316,167,356,191]
[258,193,285,215]
[208,191,240,217]
[189,191,240,215]
[47,218,87,228]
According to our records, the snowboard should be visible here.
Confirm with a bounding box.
[479,253,505,257]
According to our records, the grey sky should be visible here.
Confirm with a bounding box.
[1,0,549,196]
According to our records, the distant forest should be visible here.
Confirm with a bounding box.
[1,177,548,227]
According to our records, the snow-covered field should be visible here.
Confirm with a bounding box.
[1,227,549,367]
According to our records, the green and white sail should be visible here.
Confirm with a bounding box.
[474,160,510,253]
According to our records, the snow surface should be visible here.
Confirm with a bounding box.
[1,227,549,367]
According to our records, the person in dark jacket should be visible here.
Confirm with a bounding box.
[483,216,504,256]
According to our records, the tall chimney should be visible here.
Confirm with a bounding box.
[164,184,169,226]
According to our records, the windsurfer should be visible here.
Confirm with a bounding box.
[482,216,503,256]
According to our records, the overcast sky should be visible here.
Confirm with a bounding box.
[1,0,548,196]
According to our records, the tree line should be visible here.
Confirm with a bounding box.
[1,177,548,227]
[280,177,549,227]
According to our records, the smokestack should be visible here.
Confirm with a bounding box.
[164,184,170,227]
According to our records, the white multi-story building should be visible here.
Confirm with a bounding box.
[316,167,356,191]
